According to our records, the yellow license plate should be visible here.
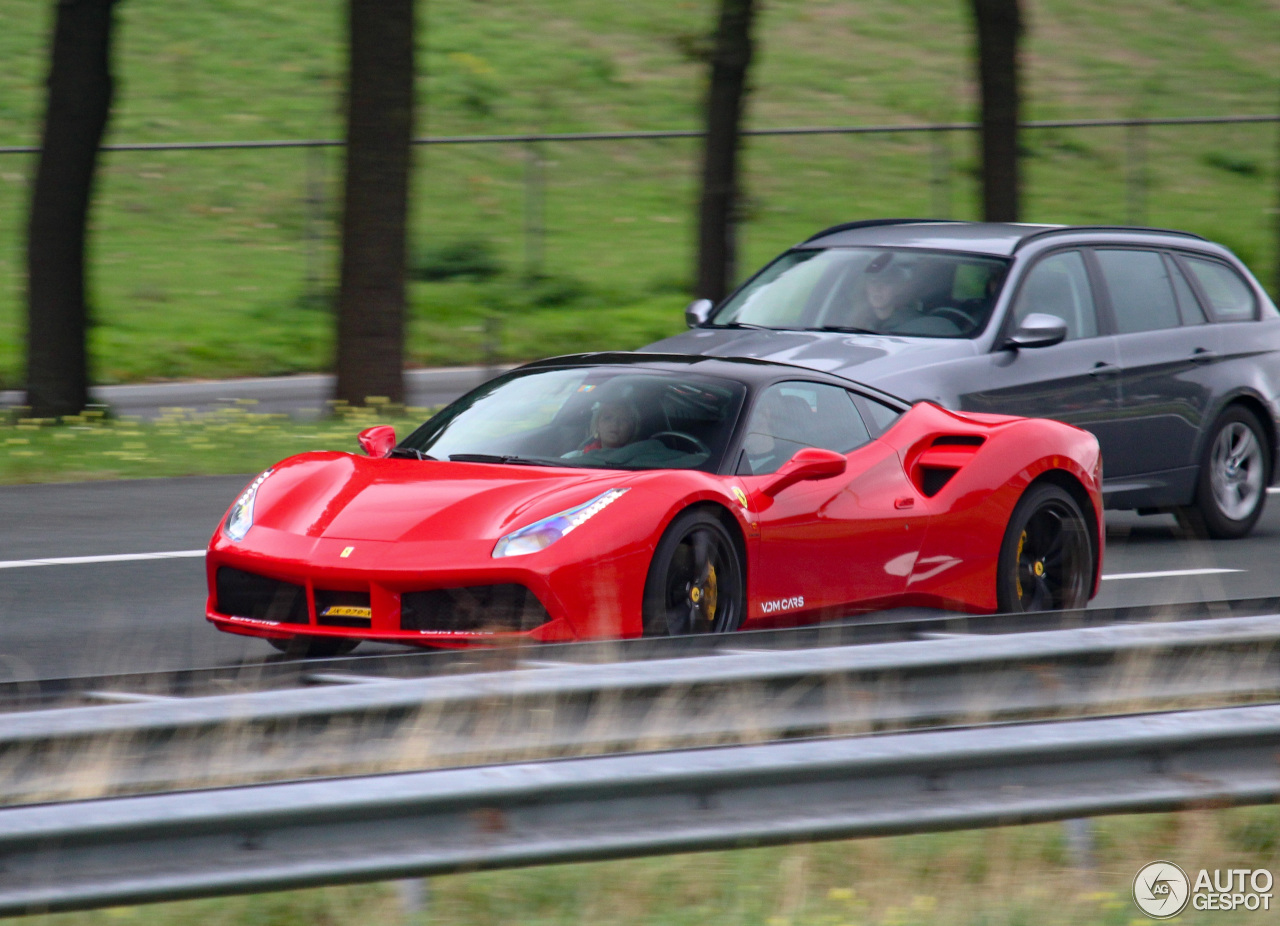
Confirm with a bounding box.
[322,605,372,619]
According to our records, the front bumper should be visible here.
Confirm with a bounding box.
[205,526,648,647]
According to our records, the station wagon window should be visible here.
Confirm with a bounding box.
[1011,250,1097,340]
[737,382,871,475]
[1181,256,1257,322]
[1165,254,1206,325]
[1095,249,1181,334]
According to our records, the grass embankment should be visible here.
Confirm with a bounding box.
[0,403,427,484]
[10,805,1280,925]
[0,0,1278,387]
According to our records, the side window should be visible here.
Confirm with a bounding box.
[1095,249,1181,334]
[738,382,870,475]
[852,393,903,436]
[1011,251,1098,341]
[1165,254,1206,325]
[1182,256,1257,322]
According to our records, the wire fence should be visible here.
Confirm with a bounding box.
[1,113,1278,382]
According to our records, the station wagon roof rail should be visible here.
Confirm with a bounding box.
[801,218,961,243]
[1010,225,1207,252]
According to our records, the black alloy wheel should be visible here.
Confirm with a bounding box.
[268,635,360,658]
[642,509,745,635]
[996,483,1093,613]
[1178,406,1271,540]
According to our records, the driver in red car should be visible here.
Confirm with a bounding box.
[576,396,642,453]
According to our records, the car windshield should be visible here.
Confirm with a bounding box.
[397,365,747,472]
[710,247,1010,339]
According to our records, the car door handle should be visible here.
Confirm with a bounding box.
[1190,347,1218,364]
[1089,362,1119,378]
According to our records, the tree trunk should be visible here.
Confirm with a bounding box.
[696,0,756,304]
[26,0,118,418]
[970,0,1022,222]
[335,0,414,406]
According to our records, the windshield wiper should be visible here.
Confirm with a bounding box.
[448,453,558,466]
[805,325,880,335]
[387,447,437,461]
[709,321,772,331]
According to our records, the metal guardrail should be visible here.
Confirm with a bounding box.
[3,610,1278,804]
[6,595,1279,711]
[3,701,1279,916]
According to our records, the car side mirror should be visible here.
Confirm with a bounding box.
[762,447,848,497]
[1001,312,1068,350]
[357,425,397,458]
[685,298,714,328]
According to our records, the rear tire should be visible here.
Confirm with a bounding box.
[1177,406,1270,539]
[996,483,1094,613]
[642,509,745,636]
[267,636,360,658]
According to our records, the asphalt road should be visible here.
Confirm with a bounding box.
[1,476,1278,679]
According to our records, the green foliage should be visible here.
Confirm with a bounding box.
[1201,150,1261,177]
[0,0,1277,389]
[411,237,504,282]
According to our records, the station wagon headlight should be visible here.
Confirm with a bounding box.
[224,469,273,542]
[492,488,629,558]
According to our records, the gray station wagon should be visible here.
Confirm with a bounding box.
[646,220,1280,538]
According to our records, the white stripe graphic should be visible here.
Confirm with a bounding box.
[1102,568,1243,581]
[0,550,205,570]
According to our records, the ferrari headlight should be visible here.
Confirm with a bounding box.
[492,488,628,558]
[224,469,273,542]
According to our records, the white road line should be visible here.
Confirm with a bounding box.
[1101,568,1243,581]
[0,550,205,570]
[1269,487,1280,495]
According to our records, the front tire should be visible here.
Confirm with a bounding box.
[267,636,360,658]
[643,509,745,635]
[997,483,1094,613]
[1178,406,1270,539]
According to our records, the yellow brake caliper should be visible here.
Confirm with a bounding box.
[1015,530,1026,601]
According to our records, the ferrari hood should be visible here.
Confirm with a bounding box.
[645,327,979,389]
[250,453,634,543]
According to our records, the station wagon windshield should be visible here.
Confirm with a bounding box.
[711,247,1010,339]
[398,366,747,472]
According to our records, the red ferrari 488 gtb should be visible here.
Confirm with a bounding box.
[206,353,1103,655]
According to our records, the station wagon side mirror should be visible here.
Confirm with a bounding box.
[1001,312,1068,350]
[357,425,397,458]
[685,298,714,328]
[762,447,848,497]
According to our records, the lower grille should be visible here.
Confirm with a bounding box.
[215,568,309,624]
[401,584,550,633]
[315,589,373,628]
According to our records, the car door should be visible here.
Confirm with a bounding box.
[1094,247,1220,482]
[735,381,929,619]
[956,249,1125,450]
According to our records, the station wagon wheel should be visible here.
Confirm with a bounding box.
[996,483,1093,613]
[267,636,359,658]
[1178,406,1270,539]
[643,509,744,635]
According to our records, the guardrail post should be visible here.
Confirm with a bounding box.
[396,878,428,915]
[1126,120,1147,226]
[1063,817,1095,869]
[930,128,951,218]
[524,140,545,280]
